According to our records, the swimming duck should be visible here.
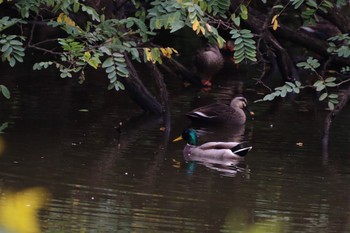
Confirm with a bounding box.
[186,96,254,125]
[173,128,252,160]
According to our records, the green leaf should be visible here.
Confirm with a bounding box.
[0,85,10,99]
[1,43,10,52]
[306,0,318,8]
[328,93,338,99]
[3,46,13,58]
[115,81,125,91]
[325,77,336,82]
[9,57,16,67]
[328,101,334,110]
[319,92,328,101]
[313,80,324,87]
[240,4,248,14]
[263,93,276,101]
[0,122,9,134]
[108,71,116,79]
[325,82,337,87]
[117,65,129,75]
[102,57,114,68]
[105,65,116,73]
[316,84,326,91]
[73,2,80,12]
[9,40,22,46]
[232,15,240,26]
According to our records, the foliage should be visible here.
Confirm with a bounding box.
[0,85,10,99]
[0,0,350,115]
[230,29,256,63]
[0,122,8,133]
[327,33,350,58]
[257,56,344,110]
[101,51,127,91]
[255,81,301,102]
[0,0,261,96]
[0,34,25,67]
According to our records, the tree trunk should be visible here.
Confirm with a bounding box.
[123,54,163,115]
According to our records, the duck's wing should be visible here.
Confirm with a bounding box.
[189,146,236,160]
[186,103,232,121]
[199,142,252,157]
[198,141,241,150]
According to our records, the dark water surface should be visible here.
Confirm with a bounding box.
[1,62,350,233]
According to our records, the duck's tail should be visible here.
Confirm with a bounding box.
[231,144,252,157]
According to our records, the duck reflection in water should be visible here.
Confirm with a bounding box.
[173,128,252,176]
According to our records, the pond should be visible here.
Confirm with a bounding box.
[1,58,350,233]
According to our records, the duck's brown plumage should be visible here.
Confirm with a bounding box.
[193,44,224,82]
[186,96,251,125]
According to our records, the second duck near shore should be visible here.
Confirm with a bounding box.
[186,96,254,125]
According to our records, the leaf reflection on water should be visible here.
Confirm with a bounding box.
[0,187,50,233]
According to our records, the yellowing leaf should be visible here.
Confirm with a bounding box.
[144,48,152,62]
[271,14,278,24]
[273,19,278,30]
[271,14,279,31]
[0,187,50,233]
[205,23,212,32]
[88,57,100,69]
[165,47,173,56]
[171,48,178,54]
[192,18,199,31]
[83,51,91,61]
[57,13,76,27]
[199,26,205,35]
[160,48,169,58]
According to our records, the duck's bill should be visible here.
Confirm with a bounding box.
[172,135,183,142]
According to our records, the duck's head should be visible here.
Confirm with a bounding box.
[173,128,198,146]
[230,96,255,118]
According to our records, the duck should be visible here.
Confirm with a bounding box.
[186,96,254,125]
[173,128,252,160]
[193,41,236,87]
[193,43,224,87]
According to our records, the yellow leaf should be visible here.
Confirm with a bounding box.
[273,19,278,30]
[192,18,199,31]
[165,47,173,57]
[0,187,50,233]
[160,48,169,58]
[271,14,278,24]
[144,48,152,62]
[57,13,76,27]
[271,14,279,31]
[200,26,205,35]
[171,48,178,54]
